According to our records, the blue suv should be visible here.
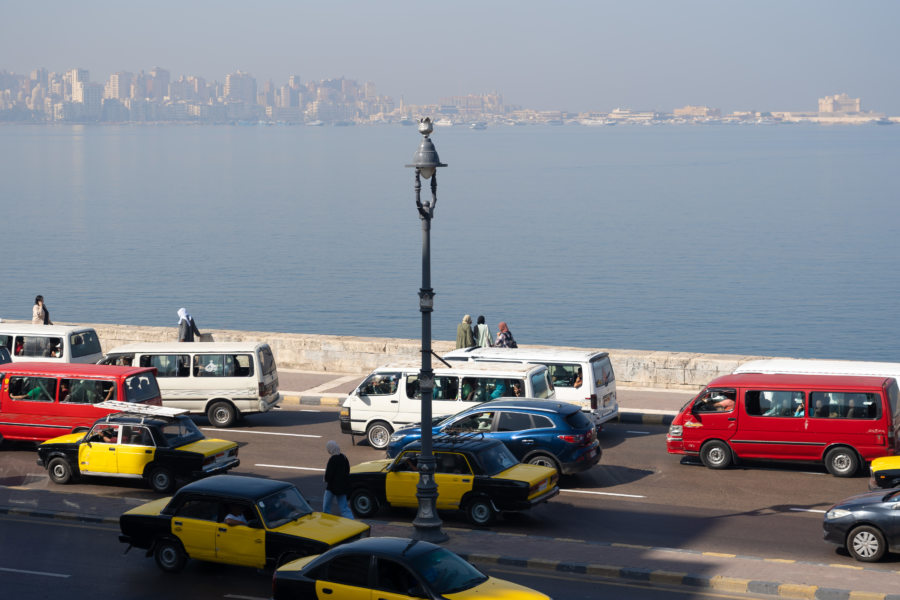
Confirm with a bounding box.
[386,399,601,475]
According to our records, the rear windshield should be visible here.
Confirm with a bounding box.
[591,356,615,387]
[258,345,277,377]
[124,373,161,404]
[158,417,203,447]
[476,443,519,475]
[565,409,593,429]
[69,331,102,358]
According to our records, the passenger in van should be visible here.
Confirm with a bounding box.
[461,378,476,401]
[573,368,583,389]
[490,380,507,399]
[763,397,792,417]
[710,393,734,411]
[845,398,864,419]
[812,398,830,418]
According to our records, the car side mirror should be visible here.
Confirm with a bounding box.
[892,503,900,511]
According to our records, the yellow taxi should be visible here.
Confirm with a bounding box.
[273,536,551,599]
[870,455,900,489]
[36,401,238,493]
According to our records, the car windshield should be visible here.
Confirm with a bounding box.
[158,418,204,447]
[408,548,487,595]
[257,487,313,528]
[476,443,519,475]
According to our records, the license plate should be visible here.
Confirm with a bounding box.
[587,449,596,459]
[537,480,548,492]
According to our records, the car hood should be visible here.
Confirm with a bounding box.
[40,432,85,445]
[176,439,238,456]
[444,575,550,600]
[272,512,370,544]
[831,489,893,510]
[124,497,172,517]
[350,459,392,474]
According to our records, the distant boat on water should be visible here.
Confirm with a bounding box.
[434,118,453,127]
[398,117,414,126]
[306,120,325,126]
[470,121,487,130]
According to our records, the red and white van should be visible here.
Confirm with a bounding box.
[0,362,162,443]
[666,373,900,477]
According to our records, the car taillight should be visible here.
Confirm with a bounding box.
[558,433,586,444]
[259,382,267,395]
[589,394,598,409]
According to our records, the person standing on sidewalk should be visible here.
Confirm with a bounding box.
[474,315,493,347]
[456,314,474,348]
[32,295,52,325]
[495,321,517,348]
[177,307,201,342]
[323,440,354,519]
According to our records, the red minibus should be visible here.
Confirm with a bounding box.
[666,373,900,477]
[0,362,162,443]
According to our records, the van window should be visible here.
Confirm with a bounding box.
[140,354,190,378]
[69,331,102,358]
[60,378,116,404]
[406,375,459,400]
[809,392,880,419]
[125,374,160,404]
[591,357,615,386]
[483,378,524,400]
[693,389,737,412]
[0,335,11,351]
[15,336,62,358]
[745,391,805,417]
[548,364,579,388]
[359,373,401,396]
[8,376,57,402]
[530,371,551,399]
[103,354,135,367]
[258,346,276,376]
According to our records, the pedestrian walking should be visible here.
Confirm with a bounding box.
[177,307,201,342]
[495,321,518,348]
[474,315,493,347]
[32,295,52,325]
[456,314,474,348]
[323,440,354,519]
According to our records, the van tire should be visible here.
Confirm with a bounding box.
[825,447,859,477]
[366,422,392,450]
[350,488,379,518]
[48,457,75,484]
[207,401,237,428]
[700,440,732,470]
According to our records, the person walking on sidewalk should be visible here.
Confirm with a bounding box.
[474,315,493,348]
[323,440,354,519]
[177,307,202,342]
[456,314,474,348]
[495,321,517,348]
[32,295,52,325]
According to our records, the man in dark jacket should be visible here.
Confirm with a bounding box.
[177,307,202,342]
[323,440,353,518]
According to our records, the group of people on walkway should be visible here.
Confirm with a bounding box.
[456,315,517,349]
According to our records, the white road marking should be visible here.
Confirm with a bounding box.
[789,508,827,513]
[256,464,326,472]
[561,489,646,499]
[626,430,650,435]
[0,566,70,578]
[300,409,320,412]
[202,428,321,438]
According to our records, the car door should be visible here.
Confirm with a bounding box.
[78,423,121,474]
[214,502,266,568]
[374,557,427,600]
[313,553,372,600]
[385,451,421,507]
[494,411,539,461]
[433,451,474,509]
[170,498,219,561]
[114,425,155,476]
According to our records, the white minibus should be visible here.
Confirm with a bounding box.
[0,324,103,364]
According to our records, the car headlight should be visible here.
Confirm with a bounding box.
[668,425,682,437]
[825,508,853,520]
[389,433,404,441]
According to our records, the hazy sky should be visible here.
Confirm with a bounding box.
[3,0,899,114]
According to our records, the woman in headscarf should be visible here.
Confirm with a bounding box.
[474,315,493,348]
[495,321,518,348]
[177,307,201,342]
[32,295,52,325]
[323,440,354,518]
[455,314,474,348]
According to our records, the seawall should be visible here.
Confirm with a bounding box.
[21,321,773,391]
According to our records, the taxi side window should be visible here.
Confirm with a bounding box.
[174,499,219,521]
[89,423,120,443]
[394,451,420,472]
[375,558,423,596]
[314,554,370,587]
[122,425,153,446]
[435,452,471,475]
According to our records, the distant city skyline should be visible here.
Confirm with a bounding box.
[2,1,899,114]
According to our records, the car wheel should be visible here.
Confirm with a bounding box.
[154,538,187,572]
[465,497,495,526]
[700,440,732,469]
[48,457,75,484]
[366,422,392,450]
[207,401,237,428]
[847,525,886,562]
[526,454,560,473]
[149,467,176,493]
[825,447,859,477]
[351,488,379,518]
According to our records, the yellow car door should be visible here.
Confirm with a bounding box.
[433,452,474,510]
[79,424,121,474]
[114,425,155,476]
[170,499,219,561]
[314,553,371,600]
[385,451,420,507]
[214,505,266,568]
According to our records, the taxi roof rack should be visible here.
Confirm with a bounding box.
[96,401,188,419]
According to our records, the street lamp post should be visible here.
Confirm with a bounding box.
[406,117,448,543]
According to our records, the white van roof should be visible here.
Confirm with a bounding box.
[734,359,900,379]
[0,324,97,336]
[372,360,547,376]
[106,342,270,354]
[442,347,609,363]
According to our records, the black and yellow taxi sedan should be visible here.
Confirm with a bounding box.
[869,455,900,489]
[348,437,559,525]
[119,474,371,572]
[273,536,551,599]
[36,402,239,493]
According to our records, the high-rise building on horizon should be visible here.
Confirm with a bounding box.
[225,71,257,105]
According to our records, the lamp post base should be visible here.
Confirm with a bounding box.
[412,470,448,543]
